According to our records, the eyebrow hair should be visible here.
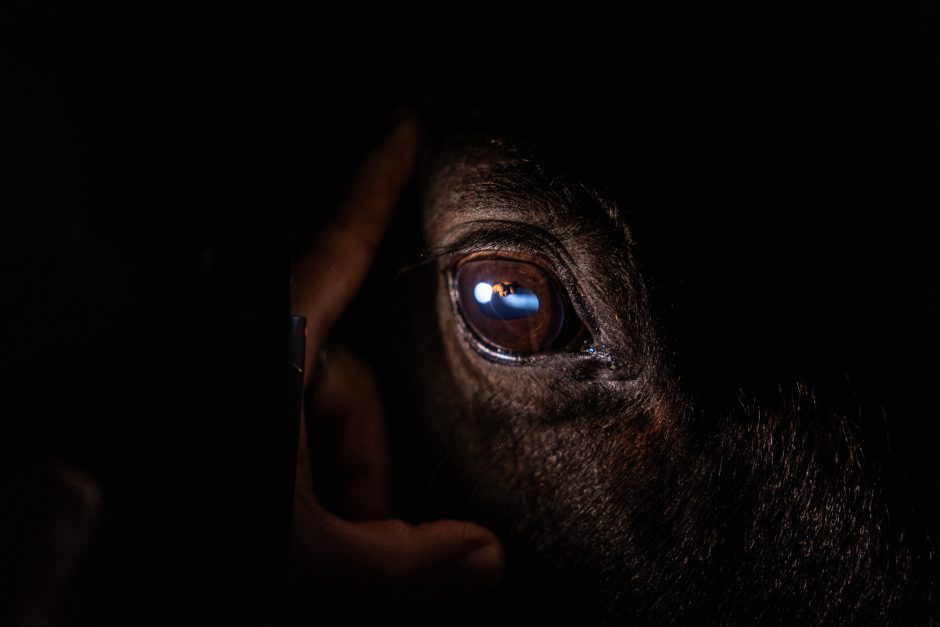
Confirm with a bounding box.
[431,219,574,263]
[424,147,629,247]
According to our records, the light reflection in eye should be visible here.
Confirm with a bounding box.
[473,282,494,304]
[455,258,570,354]
[472,281,540,320]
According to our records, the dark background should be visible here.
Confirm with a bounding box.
[2,3,938,624]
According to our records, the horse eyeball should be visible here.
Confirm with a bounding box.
[454,258,570,354]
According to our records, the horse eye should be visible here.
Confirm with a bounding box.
[454,258,579,355]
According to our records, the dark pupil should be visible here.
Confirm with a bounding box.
[455,259,564,354]
[473,281,540,320]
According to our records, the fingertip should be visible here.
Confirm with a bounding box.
[459,542,506,589]
[389,109,418,142]
[48,462,102,517]
[455,522,505,589]
[412,519,505,591]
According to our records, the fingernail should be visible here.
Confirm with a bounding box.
[460,543,505,588]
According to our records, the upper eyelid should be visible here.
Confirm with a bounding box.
[393,224,552,278]
[435,220,604,343]
[433,220,574,268]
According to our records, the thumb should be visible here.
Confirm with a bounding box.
[294,513,505,599]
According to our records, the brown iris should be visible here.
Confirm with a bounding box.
[454,258,566,354]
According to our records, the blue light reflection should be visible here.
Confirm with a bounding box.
[472,282,540,320]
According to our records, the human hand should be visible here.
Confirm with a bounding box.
[289,118,505,609]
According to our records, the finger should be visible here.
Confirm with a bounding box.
[289,345,506,598]
[295,514,505,599]
[307,345,390,521]
[293,117,418,372]
[0,463,100,627]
